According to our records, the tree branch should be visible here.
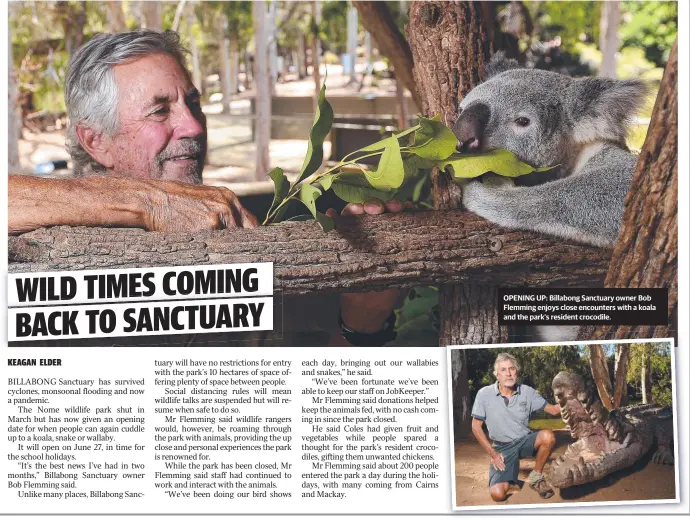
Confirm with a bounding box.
[353,1,422,109]
[9,211,610,295]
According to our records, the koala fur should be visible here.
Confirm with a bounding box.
[453,54,648,341]
[454,53,648,248]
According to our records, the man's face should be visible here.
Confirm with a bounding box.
[495,360,518,389]
[106,52,207,183]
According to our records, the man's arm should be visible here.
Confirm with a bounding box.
[543,403,561,416]
[9,175,257,235]
[472,418,505,471]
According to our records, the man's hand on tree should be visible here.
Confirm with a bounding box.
[326,199,412,345]
[142,181,259,232]
[490,449,506,472]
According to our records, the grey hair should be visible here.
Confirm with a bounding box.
[493,353,520,376]
[65,30,190,175]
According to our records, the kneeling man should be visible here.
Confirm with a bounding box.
[471,353,561,501]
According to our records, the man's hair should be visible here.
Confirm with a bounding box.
[493,353,520,376]
[65,30,190,174]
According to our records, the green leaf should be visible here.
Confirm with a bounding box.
[296,81,334,183]
[267,167,289,212]
[358,124,421,152]
[319,173,337,191]
[403,154,436,178]
[438,149,556,179]
[364,136,405,190]
[298,184,335,232]
[331,173,396,204]
[408,115,457,160]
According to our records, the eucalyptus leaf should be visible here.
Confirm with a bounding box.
[403,154,436,178]
[296,82,334,183]
[358,124,421,152]
[438,149,556,179]
[319,173,337,191]
[409,115,457,160]
[298,183,335,232]
[267,167,289,213]
[331,173,395,203]
[364,136,405,190]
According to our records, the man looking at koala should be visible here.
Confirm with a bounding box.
[8,29,399,346]
[471,353,561,501]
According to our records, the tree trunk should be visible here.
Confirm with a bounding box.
[578,40,678,342]
[640,345,652,404]
[346,3,359,83]
[218,15,232,114]
[613,344,629,407]
[8,28,21,172]
[8,211,610,291]
[353,1,422,109]
[407,1,496,438]
[297,35,307,79]
[107,1,127,32]
[394,68,409,130]
[140,1,163,31]
[599,1,620,78]
[188,12,203,95]
[268,1,278,95]
[57,1,87,58]
[253,1,271,181]
[229,37,239,95]
[311,0,322,113]
[589,344,614,410]
[451,349,471,440]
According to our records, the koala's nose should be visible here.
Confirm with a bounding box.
[452,102,490,153]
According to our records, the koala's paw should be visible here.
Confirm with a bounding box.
[462,181,496,216]
[462,180,518,229]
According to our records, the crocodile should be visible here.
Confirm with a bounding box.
[548,371,674,488]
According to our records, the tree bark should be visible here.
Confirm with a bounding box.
[451,349,471,440]
[613,344,629,407]
[8,211,610,292]
[8,28,21,172]
[578,40,678,342]
[353,1,422,109]
[407,2,503,345]
[253,1,271,181]
[589,344,614,410]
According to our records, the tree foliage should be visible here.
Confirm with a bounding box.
[626,342,673,406]
[619,1,677,67]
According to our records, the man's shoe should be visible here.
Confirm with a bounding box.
[528,471,554,499]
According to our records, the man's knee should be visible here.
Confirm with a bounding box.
[537,429,556,449]
[489,482,509,502]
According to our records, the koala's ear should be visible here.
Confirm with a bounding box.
[568,77,650,144]
[483,51,521,80]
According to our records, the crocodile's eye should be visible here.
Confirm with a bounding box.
[515,116,531,127]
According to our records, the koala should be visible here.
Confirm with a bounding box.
[453,54,648,342]
[454,53,648,248]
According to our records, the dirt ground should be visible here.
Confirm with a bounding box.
[454,430,676,508]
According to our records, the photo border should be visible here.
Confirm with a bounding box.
[447,337,679,512]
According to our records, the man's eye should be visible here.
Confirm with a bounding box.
[152,107,169,115]
[514,116,530,127]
